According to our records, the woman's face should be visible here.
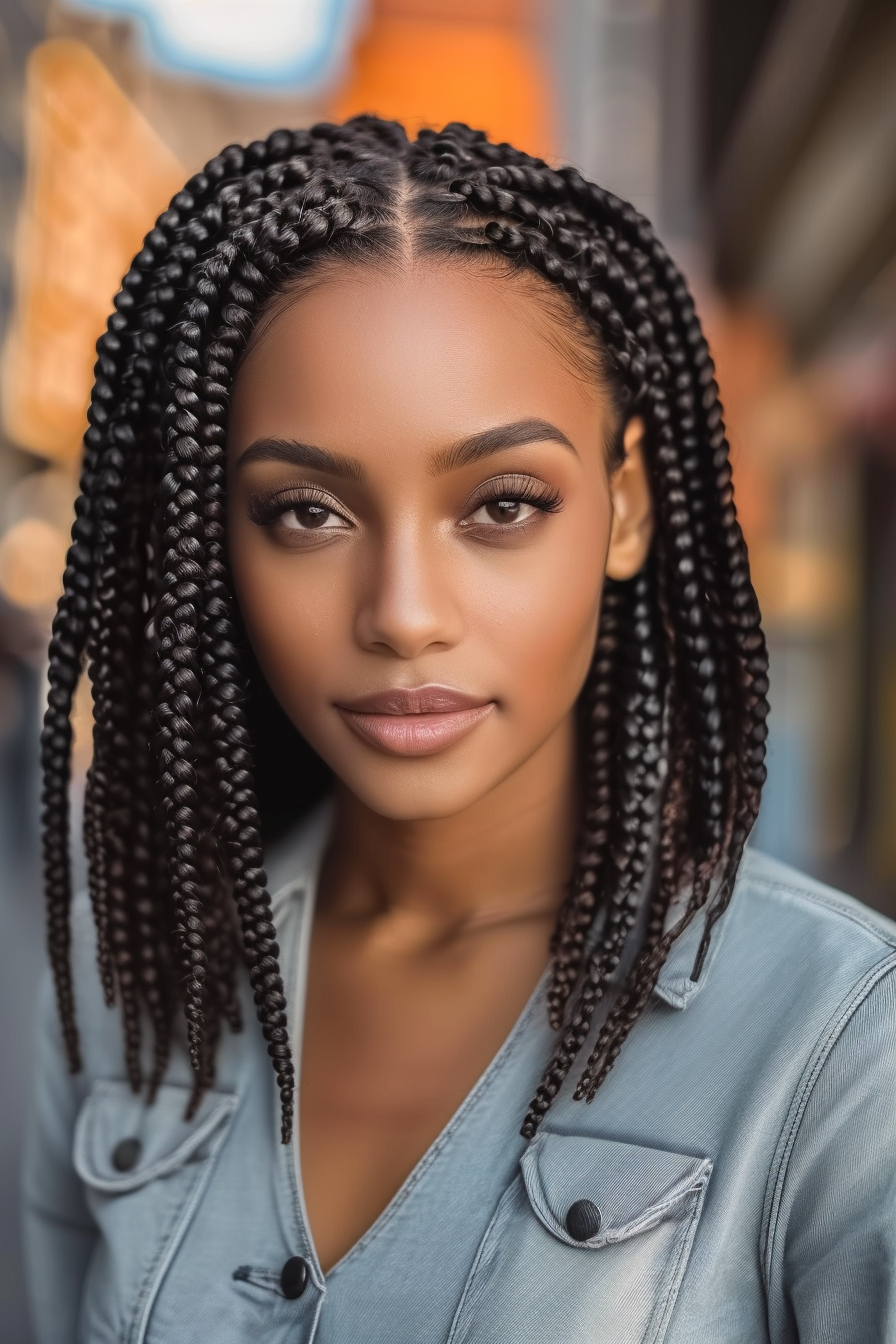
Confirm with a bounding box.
[227,261,648,821]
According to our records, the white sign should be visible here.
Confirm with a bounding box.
[64,0,367,89]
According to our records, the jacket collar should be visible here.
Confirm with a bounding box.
[652,890,733,1009]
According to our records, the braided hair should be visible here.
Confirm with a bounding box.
[41,116,768,1143]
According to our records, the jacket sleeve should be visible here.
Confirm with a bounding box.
[766,956,896,1344]
[22,964,97,1344]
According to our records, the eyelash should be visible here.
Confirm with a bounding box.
[247,475,563,536]
[462,475,563,526]
[247,484,339,528]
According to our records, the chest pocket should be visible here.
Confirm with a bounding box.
[73,1080,238,1344]
[449,1130,712,1344]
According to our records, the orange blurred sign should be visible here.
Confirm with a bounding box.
[1,39,185,462]
[333,13,555,160]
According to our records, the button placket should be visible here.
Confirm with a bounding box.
[264,879,329,1340]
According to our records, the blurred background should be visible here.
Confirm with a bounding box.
[1,0,894,1336]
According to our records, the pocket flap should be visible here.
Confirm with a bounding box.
[520,1129,712,1248]
[73,1080,238,1193]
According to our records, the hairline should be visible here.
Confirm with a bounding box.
[237,248,626,466]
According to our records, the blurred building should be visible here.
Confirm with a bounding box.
[704,0,896,896]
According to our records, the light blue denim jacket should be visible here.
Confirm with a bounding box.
[23,804,896,1343]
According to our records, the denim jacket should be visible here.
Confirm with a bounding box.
[22,806,896,1344]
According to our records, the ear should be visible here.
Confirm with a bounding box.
[605,416,654,581]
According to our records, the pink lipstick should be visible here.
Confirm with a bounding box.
[335,684,495,756]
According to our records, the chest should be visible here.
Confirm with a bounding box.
[68,892,795,1344]
[297,924,551,1272]
[73,1058,754,1344]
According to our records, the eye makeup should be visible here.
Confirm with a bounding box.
[243,469,564,544]
[461,473,563,519]
[246,483,351,532]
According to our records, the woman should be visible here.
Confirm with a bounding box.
[23,117,896,1343]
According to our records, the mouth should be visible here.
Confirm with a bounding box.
[334,684,495,757]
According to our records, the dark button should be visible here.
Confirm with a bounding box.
[565,1198,602,1241]
[111,1137,142,1172]
[280,1256,309,1300]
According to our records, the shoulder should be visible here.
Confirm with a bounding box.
[709,848,896,1110]
[733,847,896,1085]
[737,845,896,951]
[657,845,896,1026]
[657,845,896,1082]
[730,847,896,1087]
[730,846,896,994]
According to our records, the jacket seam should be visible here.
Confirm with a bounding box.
[746,873,896,950]
[644,1179,710,1344]
[124,1164,206,1344]
[760,950,896,1300]
[446,1178,519,1344]
[270,879,306,921]
[129,1097,240,1344]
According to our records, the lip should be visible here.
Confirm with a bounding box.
[338,684,490,715]
[335,684,495,756]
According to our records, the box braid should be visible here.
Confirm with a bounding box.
[41,116,767,1143]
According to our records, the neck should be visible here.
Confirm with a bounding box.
[318,714,579,948]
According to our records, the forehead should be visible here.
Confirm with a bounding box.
[228,261,610,459]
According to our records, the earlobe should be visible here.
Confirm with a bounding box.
[605,416,655,581]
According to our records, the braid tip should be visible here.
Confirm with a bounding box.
[279,1103,294,1145]
[690,929,711,982]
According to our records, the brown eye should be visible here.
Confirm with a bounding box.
[282,502,338,531]
[460,475,563,533]
[467,498,540,528]
[486,499,523,522]
[247,486,353,538]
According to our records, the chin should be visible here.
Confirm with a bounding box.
[333,757,507,823]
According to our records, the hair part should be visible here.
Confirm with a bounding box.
[41,116,768,1143]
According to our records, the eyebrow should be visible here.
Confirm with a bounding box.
[429,418,577,474]
[234,417,576,480]
[234,438,366,481]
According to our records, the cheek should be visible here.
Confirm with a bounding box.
[227,519,345,704]
[463,506,608,716]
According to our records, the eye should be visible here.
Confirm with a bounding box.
[461,474,563,534]
[246,485,353,539]
[280,500,345,531]
[468,497,541,526]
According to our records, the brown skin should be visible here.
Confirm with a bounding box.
[227,261,653,1273]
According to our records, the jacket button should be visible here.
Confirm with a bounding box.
[565,1198,602,1241]
[280,1256,309,1300]
[111,1137,142,1172]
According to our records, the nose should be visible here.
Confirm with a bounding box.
[354,523,462,659]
